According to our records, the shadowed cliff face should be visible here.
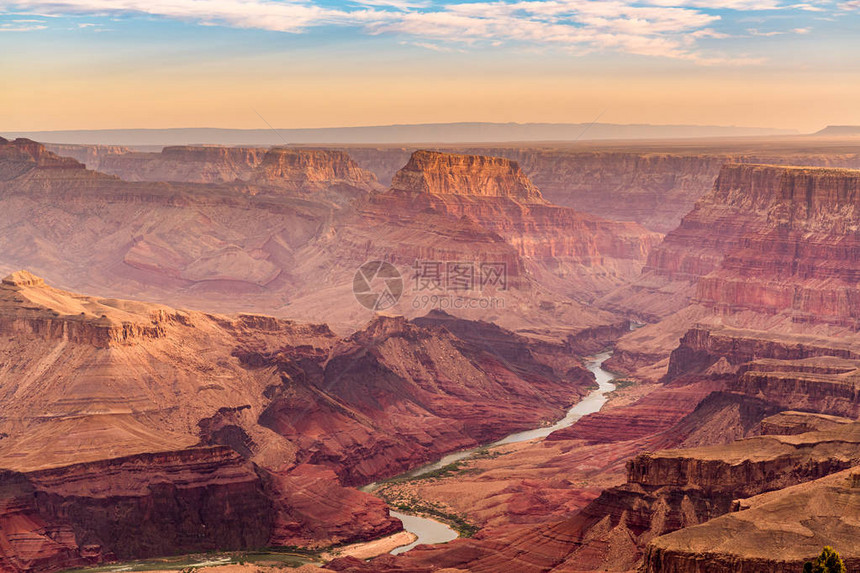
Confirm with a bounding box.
[0,273,601,571]
[602,163,860,383]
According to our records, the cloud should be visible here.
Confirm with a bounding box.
[790,2,827,11]
[351,0,429,8]
[0,20,46,30]
[400,39,462,51]
[0,0,830,63]
[747,25,813,35]
[747,27,783,34]
[2,0,386,32]
[648,0,781,8]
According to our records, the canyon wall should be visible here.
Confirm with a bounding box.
[1,138,633,335]
[642,469,860,573]
[46,142,860,233]
[336,145,860,232]
[381,150,662,300]
[48,144,382,193]
[604,163,860,381]
[0,272,609,571]
[390,150,545,202]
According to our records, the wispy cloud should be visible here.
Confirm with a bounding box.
[351,0,429,8]
[0,0,840,63]
[0,18,46,30]
[400,39,463,51]
[747,25,813,35]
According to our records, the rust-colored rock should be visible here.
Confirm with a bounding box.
[642,469,860,573]
[390,150,545,202]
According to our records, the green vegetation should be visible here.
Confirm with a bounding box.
[59,550,317,573]
[803,546,847,573]
[381,447,507,485]
[411,460,470,480]
[391,499,480,538]
[611,379,636,391]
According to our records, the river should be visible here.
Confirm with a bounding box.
[380,351,618,554]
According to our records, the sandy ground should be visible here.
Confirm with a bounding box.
[321,531,418,561]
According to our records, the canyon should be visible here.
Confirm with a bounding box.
[324,159,860,572]
[2,134,860,572]
[0,267,601,571]
[3,137,658,337]
[47,139,860,234]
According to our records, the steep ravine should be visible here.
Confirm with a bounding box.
[365,352,618,555]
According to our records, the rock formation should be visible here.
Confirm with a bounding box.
[46,144,382,193]
[642,468,860,573]
[379,150,662,299]
[48,141,860,233]
[0,138,635,337]
[603,163,860,381]
[0,272,603,572]
[44,143,131,171]
[390,150,545,202]
[329,143,860,233]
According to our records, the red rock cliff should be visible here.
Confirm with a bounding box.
[693,164,860,328]
[390,150,545,203]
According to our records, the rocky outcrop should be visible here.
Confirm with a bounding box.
[0,270,176,347]
[759,410,854,435]
[98,145,267,183]
[0,138,86,180]
[251,148,379,192]
[661,327,860,418]
[340,145,860,232]
[258,314,594,485]
[600,163,860,333]
[0,446,274,573]
[43,144,131,171]
[627,422,860,497]
[77,145,381,194]
[390,150,544,202]
[664,327,860,382]
[642,469,860,573]
[381,151,662,298]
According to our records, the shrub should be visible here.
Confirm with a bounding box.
[803,546,846,573]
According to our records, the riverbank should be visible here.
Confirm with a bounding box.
[367,352,618,556]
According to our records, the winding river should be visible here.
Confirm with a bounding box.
[381,351,618,554]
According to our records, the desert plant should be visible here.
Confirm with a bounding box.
[803,546,846,573]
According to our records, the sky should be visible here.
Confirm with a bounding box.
[0,0,858,132]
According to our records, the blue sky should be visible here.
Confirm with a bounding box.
[1,0,858,131]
